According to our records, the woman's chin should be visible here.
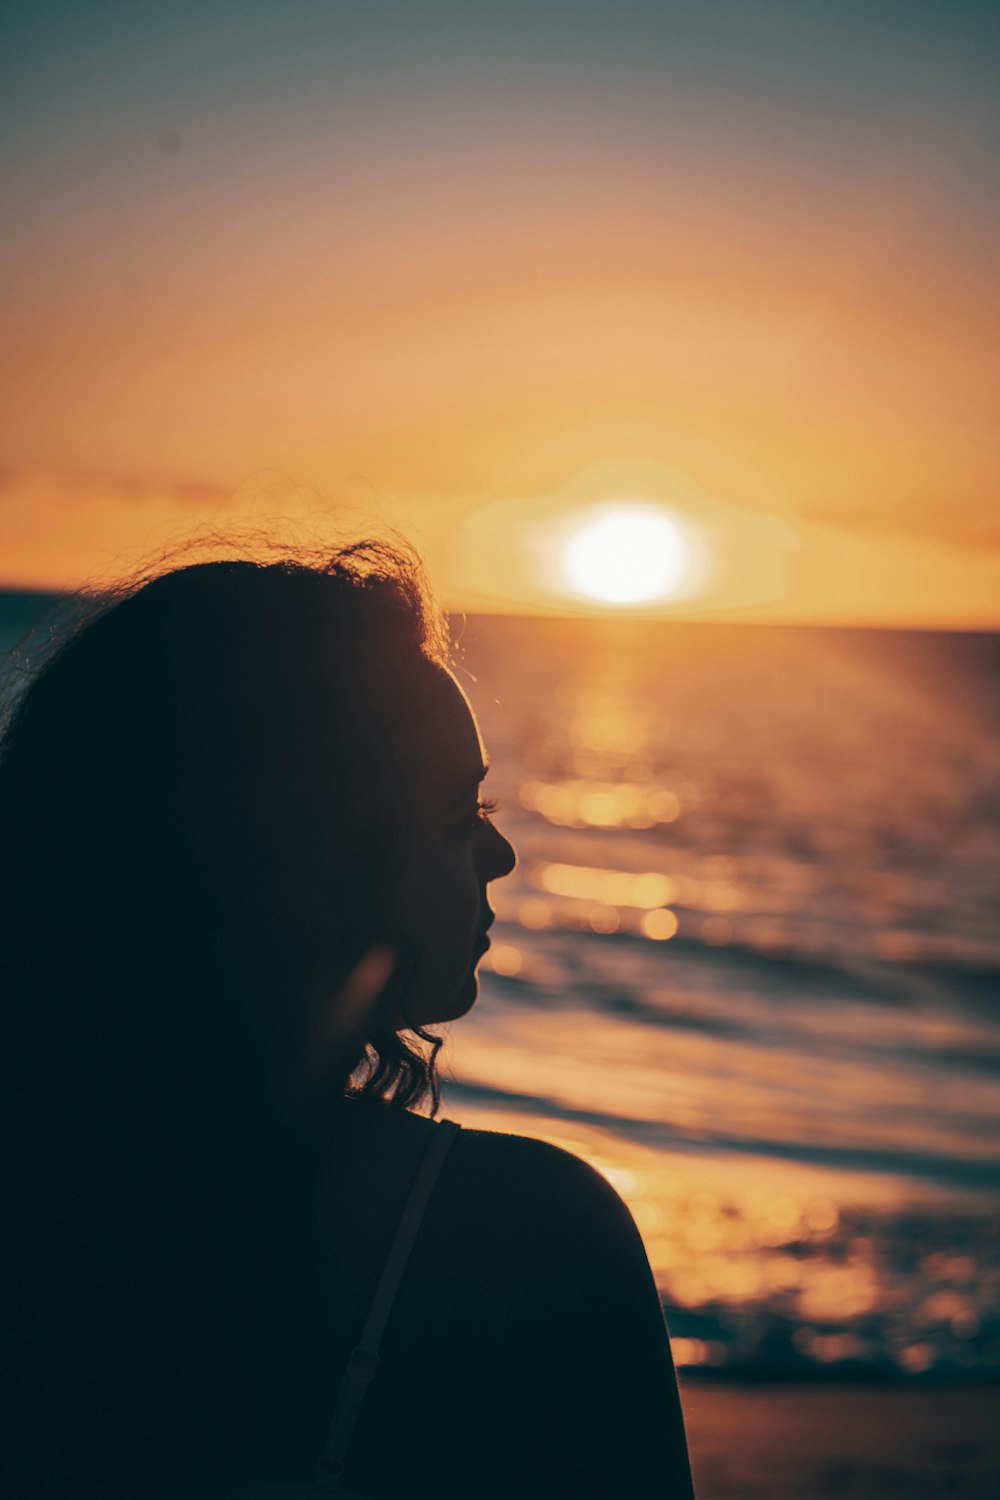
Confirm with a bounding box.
[414,969,480,1028]
[452,969,481,1021]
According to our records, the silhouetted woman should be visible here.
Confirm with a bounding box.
[1,544,693,1499]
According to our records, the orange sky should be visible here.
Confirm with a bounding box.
[3,2,999,624]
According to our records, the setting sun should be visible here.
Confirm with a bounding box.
[560,506,690,607]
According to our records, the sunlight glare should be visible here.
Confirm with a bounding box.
[560,505,689,606]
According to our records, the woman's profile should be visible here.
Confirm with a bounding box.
[1,542,694,1499]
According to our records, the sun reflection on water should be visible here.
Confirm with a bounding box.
[452,618,1000,1378]
[533,861,675,908]
[520,777,681,829]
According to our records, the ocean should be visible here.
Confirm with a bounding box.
[3,593,999,1381]
[446,615,1000,1381]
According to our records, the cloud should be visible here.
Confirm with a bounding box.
[800,502,1000,552]
[0,465,233,510]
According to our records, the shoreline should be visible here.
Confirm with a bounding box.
[681,1381,1000,1499]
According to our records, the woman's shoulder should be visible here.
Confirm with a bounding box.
[331,1101,649,1289]
[341,1096,612,1192]
[335,1111,690,1498]
[437,1121,649,1284]
[449,1122,623,1207]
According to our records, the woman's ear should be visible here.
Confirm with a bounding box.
[309,945,398,1076]
[366,924,423,1032]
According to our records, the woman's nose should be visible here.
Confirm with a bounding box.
[483,820,517,881]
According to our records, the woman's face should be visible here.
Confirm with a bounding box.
[390,664,516,1027]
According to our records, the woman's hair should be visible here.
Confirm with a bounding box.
[0,539,453,1494]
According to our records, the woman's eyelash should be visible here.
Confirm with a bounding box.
[455,796,498,835]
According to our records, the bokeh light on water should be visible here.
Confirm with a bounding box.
[445,617,1000,1380]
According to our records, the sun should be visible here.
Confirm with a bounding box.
[560,504,690,606]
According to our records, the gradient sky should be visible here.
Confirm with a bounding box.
[3,1,999,622]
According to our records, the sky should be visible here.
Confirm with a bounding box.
[3,0,999,624]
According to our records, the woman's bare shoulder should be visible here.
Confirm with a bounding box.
[448,1122,616,1196]
[346,1120,690,1499]
[330,1103,648,1287]
[439,1123,647,1276]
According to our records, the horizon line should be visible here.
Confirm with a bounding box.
[1,581,998,635]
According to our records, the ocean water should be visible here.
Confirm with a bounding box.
[444,616,1000,1381]
[3,594,999,1379]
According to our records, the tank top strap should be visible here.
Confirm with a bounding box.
[313,1118,462,1493]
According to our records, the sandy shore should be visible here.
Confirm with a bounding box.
[680,1381,1000,1499]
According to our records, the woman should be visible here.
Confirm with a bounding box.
[1,543,694,1499]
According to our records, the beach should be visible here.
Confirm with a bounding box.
[682,1381,1000,1499]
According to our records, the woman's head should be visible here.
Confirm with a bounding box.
[1,540,512,1118]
